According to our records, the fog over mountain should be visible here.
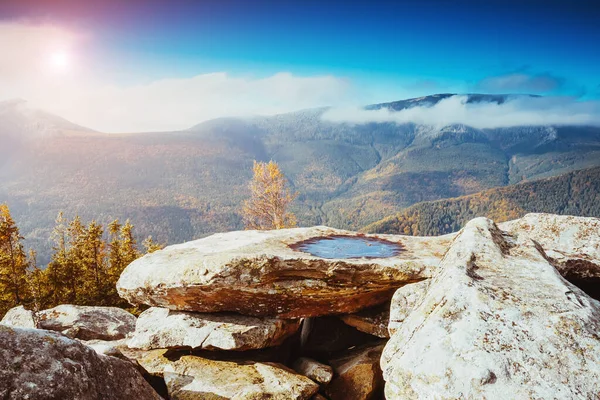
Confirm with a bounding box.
[2,93,600,263]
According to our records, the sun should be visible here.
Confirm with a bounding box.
[49,51,70,71]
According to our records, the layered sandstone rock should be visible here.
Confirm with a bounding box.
[117,226,450,318]
[133,349,319,399]
[0,325,161,400]
[382,217,600,399]
[128,307,301,351]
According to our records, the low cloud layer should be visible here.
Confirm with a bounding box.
[0,22,352,132]
[321,95,600,129]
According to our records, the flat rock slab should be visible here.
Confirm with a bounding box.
[117,226,450,318]
[339,303,391,338]
[134,349,319,399]
[501,213,600,279]
[128,307,301,351]
[0,325,161,400]
[381,217,600,399]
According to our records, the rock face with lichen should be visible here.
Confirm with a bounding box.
[0,325,161,400]
[381,217,600,399]
[128,307,301,351]
[116,226,450,318]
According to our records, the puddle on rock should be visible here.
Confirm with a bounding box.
[290,235,403,259]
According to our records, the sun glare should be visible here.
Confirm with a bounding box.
[50,51,70,71]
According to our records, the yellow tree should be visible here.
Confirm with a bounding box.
[0,204,29,314]
[242,160,297,230]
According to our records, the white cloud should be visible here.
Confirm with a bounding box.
[321,95,600,129]
[0,22,352,132]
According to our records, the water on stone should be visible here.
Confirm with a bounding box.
[294,236,402,259]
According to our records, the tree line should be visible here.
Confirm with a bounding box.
[1,160,297,317]
[365,166,600,236]
[0,204,162,316]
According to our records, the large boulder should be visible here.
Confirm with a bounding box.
[132,349,319,399]
[36,304,137,340]
[325,342,386,400]
[1,305,36,328]
[117,226,450,318]
[0,325,161,400]
[128,307,301,351]
[501,213,600,279]
[381,217,600,399]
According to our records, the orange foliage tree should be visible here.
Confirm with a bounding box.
[242,160,297,230]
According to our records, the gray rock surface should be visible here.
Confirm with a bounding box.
[37,304,137,340]
[0,325,161,400]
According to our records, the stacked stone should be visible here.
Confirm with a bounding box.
[112,226,447,399]
[3,214,600,399]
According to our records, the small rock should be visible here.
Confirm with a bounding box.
[0,325,161,400]
[292,357,334,385]
[339,303,390,338]
[325,342,386,400]
[128,307,301,351]
[36,304,137,340]
[1,305,36,328]
[80,338,130,358]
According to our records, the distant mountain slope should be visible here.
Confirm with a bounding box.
[364,166,600,236]
[2,94,600,262]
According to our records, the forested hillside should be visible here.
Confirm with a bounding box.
[365,167,600,236]
[2,95,600,261]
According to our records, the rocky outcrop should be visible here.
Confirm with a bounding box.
[117,226,450,318]
[133,349,319,399]
[128,307,301,351]
[325,342,386,400]
[339,304,390,338]
[0,325,161,400]
[36,304,136,340]
[1,305,36,328]
[501,213,600,279]
[381,217,600,399]
[292,357,334,385]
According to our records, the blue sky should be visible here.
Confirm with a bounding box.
[0,0,599,131]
